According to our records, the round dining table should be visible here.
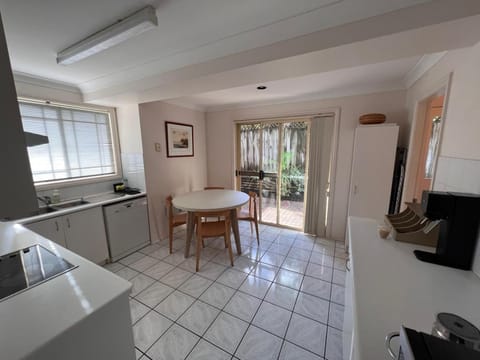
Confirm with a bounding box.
[172,189,249,258]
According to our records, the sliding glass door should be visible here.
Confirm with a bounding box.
[236,120,309,229]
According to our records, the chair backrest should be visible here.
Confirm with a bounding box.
[204,186,225,190]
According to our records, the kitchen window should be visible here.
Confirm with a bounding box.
[19,99,121,187]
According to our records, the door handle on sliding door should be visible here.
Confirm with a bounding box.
[259,170,265,180]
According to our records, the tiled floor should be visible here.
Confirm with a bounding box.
[104,222,346,360]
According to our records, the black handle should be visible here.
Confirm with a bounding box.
[259,170,265,180]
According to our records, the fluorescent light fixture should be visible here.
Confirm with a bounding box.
[57,6,158,65]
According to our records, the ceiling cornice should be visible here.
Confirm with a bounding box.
[404,51,447,89]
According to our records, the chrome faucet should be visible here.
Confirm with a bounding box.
[37,196,52,206]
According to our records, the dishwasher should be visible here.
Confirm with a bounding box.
[103,196,150,262]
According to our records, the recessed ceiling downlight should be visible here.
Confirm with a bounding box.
[256,86,267,90]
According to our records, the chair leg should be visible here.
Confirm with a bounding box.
[254,219,260,245]
[169,226,174,254]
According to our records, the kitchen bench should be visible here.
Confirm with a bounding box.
[344,216,480,360]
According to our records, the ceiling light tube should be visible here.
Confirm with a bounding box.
[57,6,158,65]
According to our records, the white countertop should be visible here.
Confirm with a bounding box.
[0,218,132,358]
[173,189,249,211]
[348,216,480,360]
[18,191,147,224]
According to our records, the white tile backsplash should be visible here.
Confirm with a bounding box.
[121,152,146,191]
[433,156,480,278]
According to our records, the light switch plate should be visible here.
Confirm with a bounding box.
[154,142,161,152]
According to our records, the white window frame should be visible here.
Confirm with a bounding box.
[19,97,123,190]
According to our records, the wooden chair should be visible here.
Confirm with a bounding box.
[194,210,234,271]
[166,195,187,254]
[237,191,260,245]
[204,186,225,190]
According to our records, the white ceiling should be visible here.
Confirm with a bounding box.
[169,56,422,111]
[1,0,480,105]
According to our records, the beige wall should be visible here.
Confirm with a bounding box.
[404,41,480,278]
[139,101,207,241]
[206,90,407,241]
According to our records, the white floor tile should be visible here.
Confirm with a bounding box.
[309,252,334,268]
[216,269,248,289]
[159,267,193,288]
[274,269,304,290]
[239,275,272,299]
[129,298,149,325]
[178,300,220,336]
[116,267,140,281]
[197,261,228,281]
[251,262,279,281]
[260,251,286,267]
[103,262,125,273]
[133,310,173,352]
[179,274,213,298]
[186,339,230,360]
[119,252,146,266]
[332,269,346,287]
[330,284,345,305]
[305,263,333,282]
[264,283,299,311]
[294,292,329,324]
[328,303,345,330]
[129,256,160,272]
[135,281,174,308]
[301,275,331,301]
[147,324,199,360]
[224,291,262,322]
[130,274,156,297]
[235,325,282,360]
[143,261,175,280]
[252,301,291,337]
[279,341,324,360]
[286,248,311,262]
[204,312,249,354]
[281,257,309,274]
[199,282,235,309]
[154,290,196,321]
[326,326,343,360]
[286,314,326,357]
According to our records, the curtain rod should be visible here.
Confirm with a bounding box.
[234,112,335,124]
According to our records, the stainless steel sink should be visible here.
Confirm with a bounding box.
[53,199,90,209]
[33,206,58,215]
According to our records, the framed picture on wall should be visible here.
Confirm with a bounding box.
[165,121,194,157]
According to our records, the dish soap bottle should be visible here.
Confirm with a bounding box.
[51,189,61,204]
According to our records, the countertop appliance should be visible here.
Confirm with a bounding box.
[432,313,480,351]
[413,191,480,270]
[0,244,76,302]
[386,326,480,359]
[103,196,150,261]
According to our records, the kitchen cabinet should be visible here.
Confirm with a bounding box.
[25,207,109,264]
[348,124,399,222]
[25,217,67,247]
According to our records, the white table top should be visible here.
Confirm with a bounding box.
[172,190,249,212]
[348,216,480,360]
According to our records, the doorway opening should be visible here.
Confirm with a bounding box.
[403,79,449,206]
[235,119,309,230]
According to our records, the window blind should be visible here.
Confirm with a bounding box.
[19,101,116,183]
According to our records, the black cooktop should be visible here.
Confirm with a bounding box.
[0,245,76,302]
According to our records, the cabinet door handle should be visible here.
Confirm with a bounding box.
[346,257,351,272]
[66,218,71,228]
[55,221,59,232]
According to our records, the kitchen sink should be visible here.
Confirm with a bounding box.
[53,199,90,209]
[33,206,58,215]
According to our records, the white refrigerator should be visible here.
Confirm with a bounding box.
[348,124,399,222]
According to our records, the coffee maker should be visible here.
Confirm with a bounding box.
[414,191,480,270]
